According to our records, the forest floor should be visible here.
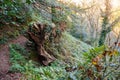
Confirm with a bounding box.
[0,25,92,80]
[0,35,28,80]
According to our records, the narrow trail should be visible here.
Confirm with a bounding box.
[0,35,28,80]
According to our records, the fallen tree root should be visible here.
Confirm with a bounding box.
[28,23,56,65]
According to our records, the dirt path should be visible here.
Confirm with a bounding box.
[0,73,22,80]
[0,35,28,79]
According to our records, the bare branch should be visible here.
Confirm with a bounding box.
[107,16,120,28]
[105,16,120,35]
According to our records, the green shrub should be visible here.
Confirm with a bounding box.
[0,0,34,26]
[68,45,120,80]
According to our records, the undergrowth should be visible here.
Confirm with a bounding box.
[9,44,68,80]
[9,34,120,80]
[9,44,26,72]
[68,45,120,80]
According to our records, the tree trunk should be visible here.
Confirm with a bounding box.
[99,0,111,46]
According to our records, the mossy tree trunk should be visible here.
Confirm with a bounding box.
[99,0,111,46]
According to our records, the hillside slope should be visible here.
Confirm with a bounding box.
[0,32,92,80]
[60,32,92,63]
